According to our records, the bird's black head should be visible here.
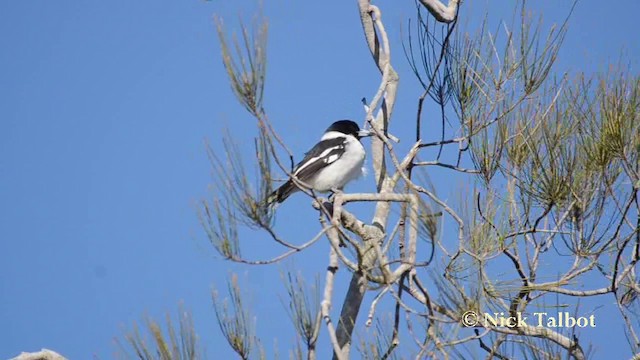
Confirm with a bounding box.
[325,120,372,139]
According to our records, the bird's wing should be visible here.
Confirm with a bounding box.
[292,136,346,183]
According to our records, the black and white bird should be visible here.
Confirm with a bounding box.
[267,120,372,204]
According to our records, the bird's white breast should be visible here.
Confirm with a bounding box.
[309,135,366,192]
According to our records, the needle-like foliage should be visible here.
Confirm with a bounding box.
[117,307,201,360]
[212,274,257,360]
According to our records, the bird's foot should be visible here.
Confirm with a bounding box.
[328,188,344,202]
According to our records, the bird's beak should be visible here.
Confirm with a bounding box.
[358,129,373,138]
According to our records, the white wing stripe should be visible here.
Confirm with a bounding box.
[325,154,339,163]
[294,145,344,175]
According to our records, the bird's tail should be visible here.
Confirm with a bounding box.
[266,180,297,206]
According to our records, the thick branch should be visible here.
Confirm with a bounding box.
[332,2,400,358]
[333,272,367,359]
[418,0,459,23]
[11,350,66,360]
[492,325,585,360]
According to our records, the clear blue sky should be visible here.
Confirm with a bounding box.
[1,1,638,359]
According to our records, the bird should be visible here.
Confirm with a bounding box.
[267,120,372,204]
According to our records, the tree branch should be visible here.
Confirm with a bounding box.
[418,0,459,23]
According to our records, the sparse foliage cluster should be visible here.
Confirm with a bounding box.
[119,0,639,359]
[117,307,201,360]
